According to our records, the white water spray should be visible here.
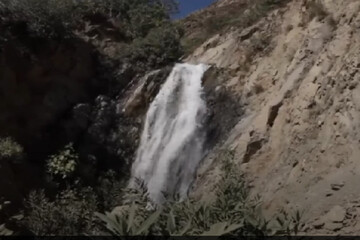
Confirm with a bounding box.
[130,63,208,204]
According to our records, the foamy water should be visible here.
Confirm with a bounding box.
[130,63,208,204]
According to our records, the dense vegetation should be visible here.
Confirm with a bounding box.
[0,0,183,70]
[0,0,184,235]
[0,0,302,236]
[22,150,303,236]
[96,151,303,236]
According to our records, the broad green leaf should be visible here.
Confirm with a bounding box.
[245,214,260,227]
[166,210,176,234]
[113,213,124,235]
[177,219,192,236]
[222,222,244,235]
[201,222,227,236]
[127,202,136,233]
[95,212,122,235]
[135,209,162,235]
[107,212,124,235]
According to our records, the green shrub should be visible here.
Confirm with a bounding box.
[96,150,302,236]
[22,170,132,235]
[0,0,176,38]
[47,143,78,180]
[124,23,183,69]
[127,1,169,39]
[1,0,82,37]
[21,149,303,236]
[23,188,100,236]
[96,170,128,209]
[0,0,182,70]
[0,137,24,163]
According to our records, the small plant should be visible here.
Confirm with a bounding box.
[47,143,78,179]
[270,209,304,235]
[23,188,99,236]
[0,0,182,70]
[96,170,128,209]
[0,137,24,163]
[123,23,183,69]
[96,150,266,236]
[96,148,304,236]
[96,203,163,236]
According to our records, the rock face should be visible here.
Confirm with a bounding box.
[0,37,99,204]
[0,29,172,204]
[201,67,243,151]
[0,39,95,144]
[186,0,360,235]
[2,0,360,235]
[123,66,173,117]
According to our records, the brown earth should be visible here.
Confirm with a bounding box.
[185,0,360,235]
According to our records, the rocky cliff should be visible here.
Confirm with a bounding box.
[185,0,360,234]
[1,0,360,235]
[0,0,180,215]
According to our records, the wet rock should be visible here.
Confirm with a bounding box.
[76,92,142,173]
[202,66,243,150]
[123,67,172,116]
[72,103,92,129]
[88,95,116,145]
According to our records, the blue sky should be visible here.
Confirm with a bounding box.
[172,0,217,19]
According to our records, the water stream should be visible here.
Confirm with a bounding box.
[130,63,208,204]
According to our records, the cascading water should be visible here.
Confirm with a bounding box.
[130,63,208,204]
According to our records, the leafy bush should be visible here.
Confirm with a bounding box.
[21,170,130,236]
[96,170,128,209]
[0,137,24,163]
[0,0,182,71]
[23,188,99,236]
[47,143,78,180]
[0,0,175,38]
[96,150,303,236]
[124,23,183,69]
[1,0,81,37]
[21,149,303,236]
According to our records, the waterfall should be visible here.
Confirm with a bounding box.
[130,63,208,204]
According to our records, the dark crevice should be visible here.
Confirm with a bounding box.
[243,139,266,163]
[267,101,283,127]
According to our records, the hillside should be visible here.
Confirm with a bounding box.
[1,0,360,236]
[184,0,360,235]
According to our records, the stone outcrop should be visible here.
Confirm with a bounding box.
[0,24,172,207]
[186,0,360,234]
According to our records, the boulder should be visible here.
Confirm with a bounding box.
[123,67,172,116]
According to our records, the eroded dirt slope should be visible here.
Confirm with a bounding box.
[187,0,360,234]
